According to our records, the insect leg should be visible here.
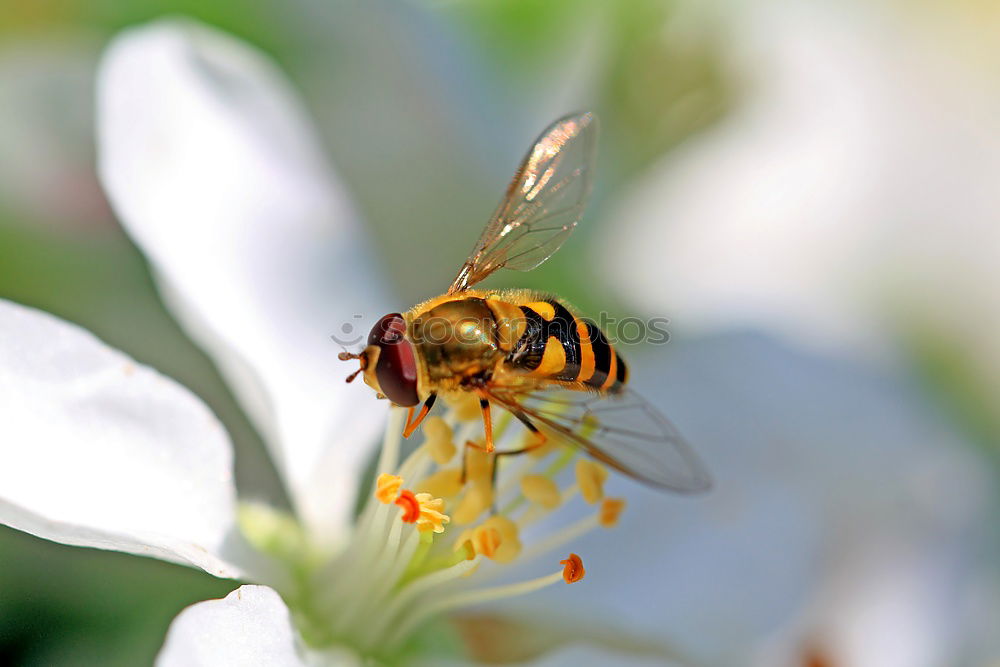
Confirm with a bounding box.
[504,409,549,454]
[478,395,494,453]
[459,438,493,486]
[489,410,550,514]
[402,393,437,439]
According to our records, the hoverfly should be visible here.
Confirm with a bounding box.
[340,112,710,493]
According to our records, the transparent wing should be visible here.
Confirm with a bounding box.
[448,112,598,293]
[487,385,712,494]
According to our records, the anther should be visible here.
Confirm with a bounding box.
[560,553,585,583]
[599,497,626,527]
[375,473,403,503]
[395,489,450,533]
[413,493,449,533]
[575,460,608,504]
[520,475,561,510]
[423,416,452,443]
[474,516,521,563]
[463,443,493,486]
[452,483,492,525]
[475,527,502,559]
[418,468,463,498]
[427,437,457,466]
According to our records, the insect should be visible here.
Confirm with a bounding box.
[340,112,710,493]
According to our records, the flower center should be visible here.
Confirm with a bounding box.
[288,396,626,660]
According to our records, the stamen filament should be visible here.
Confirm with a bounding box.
[361,557,481,649]
[517,512,599,566]
[306,403,625,656]
[355,525,422,626]
[386,567,568,649]
[373,408,405,488]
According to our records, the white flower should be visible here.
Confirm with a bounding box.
[0,18,647,666]
[95,18,391,550]
[2,12,993,667]
[0,298,243,578]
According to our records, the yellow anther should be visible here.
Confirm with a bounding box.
[396,489,450,534]
[473,516,521,564]
[599,497,626,527]
[575,460,608,504]
[464,444,492,486]
[427,437,456,466]
[375,473,403,503]
[483,515,519,542]
[418,468,463,498]
[422,416,452,443]
[520,474,561,510]
[451,483,493,525]
[475,527,503,559]
[414,493,450,533]
[445,393,481,421]
[560,553,585,583]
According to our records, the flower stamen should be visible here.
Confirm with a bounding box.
[324,405,627,657]
[384,558,578,650]
[599,497,626,527]
[376,473,403,503]
[395,489,450,533]
[395,489,422,523]
[560,553,585,583]
[576,459,608,504]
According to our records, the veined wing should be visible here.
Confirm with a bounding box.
[487,384,712,494]
[448,112,597,294]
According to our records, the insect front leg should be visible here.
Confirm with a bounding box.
[402,393,437,439]
[459,406,550,514]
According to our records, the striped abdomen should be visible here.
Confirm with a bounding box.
[507,299,627,393]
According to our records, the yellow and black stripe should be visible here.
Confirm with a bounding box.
[509,298,628,393]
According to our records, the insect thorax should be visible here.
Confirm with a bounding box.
[410,297,503,384]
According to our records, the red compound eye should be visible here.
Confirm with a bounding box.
[368,313,419,407]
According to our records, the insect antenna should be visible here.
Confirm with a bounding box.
[338,350,367,383]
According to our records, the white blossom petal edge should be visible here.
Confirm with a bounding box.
[96,18,391,547]
[157,586,315,667]
[0,299,242,578]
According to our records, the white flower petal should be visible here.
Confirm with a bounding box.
[603,4,1000,360]
[498,333,991,665]
[603,5,884,354]
[0,299,242,578]
[96,19,391,545]
[157,586,309,667]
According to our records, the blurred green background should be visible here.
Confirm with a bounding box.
[2,0,999,664]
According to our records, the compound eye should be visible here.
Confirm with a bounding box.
[369,313,406,346]
[368,313,419,407]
